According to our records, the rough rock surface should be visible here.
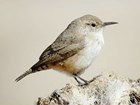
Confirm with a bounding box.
[37,72,140,105]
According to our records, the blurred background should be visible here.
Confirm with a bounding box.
[0,0,140,105]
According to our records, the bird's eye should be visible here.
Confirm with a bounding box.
[91,23,96,27]
[86,23,96,27]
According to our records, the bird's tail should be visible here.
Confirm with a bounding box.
[15,69,32,82]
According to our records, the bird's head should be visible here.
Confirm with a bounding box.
[75,14,118,34]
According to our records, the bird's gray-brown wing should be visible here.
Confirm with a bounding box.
[31,32,85,70]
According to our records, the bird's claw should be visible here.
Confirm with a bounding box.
[74,74,102,86]
[78,81,90,86]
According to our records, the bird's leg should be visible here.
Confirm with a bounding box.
[74,76,82,85]
[73,74,89,86]
[73,74,102,86]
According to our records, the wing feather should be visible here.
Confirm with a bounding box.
[31,31,85,69]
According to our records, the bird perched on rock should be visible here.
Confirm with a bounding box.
[15,14,117,85]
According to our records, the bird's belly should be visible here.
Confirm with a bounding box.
[63,41,103,74]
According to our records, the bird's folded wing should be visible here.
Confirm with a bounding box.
[43,43,84,63]
[31,41,85,69]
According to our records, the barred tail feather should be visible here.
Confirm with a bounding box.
[15,69,32,82]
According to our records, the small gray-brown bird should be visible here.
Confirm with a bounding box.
[15,15,117,85]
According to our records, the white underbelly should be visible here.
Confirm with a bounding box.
[51,30,104,74]
[64,41,103,74]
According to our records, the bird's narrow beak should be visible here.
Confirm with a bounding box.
[103,22,118,27]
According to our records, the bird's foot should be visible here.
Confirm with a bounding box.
[73,74,102,86]
[73,74,90,86]
[77,80,90,86]
[88,74,102,83]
